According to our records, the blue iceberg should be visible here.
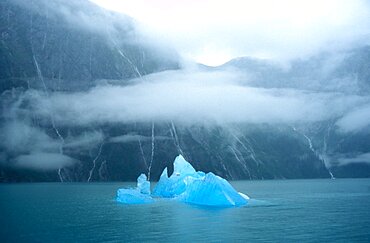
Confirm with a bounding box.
[153,155,248,207]
[117,155,249,207]
[152,155,205,198]
[116,188,154,204]
[137,173,150,195]
[116,174,154,204]
[179,172,248,207]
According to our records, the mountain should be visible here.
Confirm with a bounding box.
[219,49,370,178]
[0,0,369,182]
[221,47,370,94]
[0,0,179,92]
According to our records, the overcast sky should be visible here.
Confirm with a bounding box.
[90,0,370,66]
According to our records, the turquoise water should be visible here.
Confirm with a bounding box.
[1,179,370,242]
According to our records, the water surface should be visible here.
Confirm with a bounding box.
[1,179,370,242]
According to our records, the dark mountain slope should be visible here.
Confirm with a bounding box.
[1,0,368,182]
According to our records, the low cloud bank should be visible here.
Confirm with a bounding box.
[337,153,370,165]
[108,134,169,143]
[336,104,370,133]
[2,68,370,171]
[0,121,83,170]
[14,152,78,171]
[20,70,368,128]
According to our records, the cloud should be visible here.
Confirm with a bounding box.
[0,121,60,154]
[92,0,370,65]
[13,69,366,127]
[64,131,104,148]
[336,104,370,133]
[14,152,78,171]
[0,121,100,170]
[337,153,370,165]
[10,0,177,63]
[108,134,170,143]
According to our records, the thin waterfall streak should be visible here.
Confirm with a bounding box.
[217,154,227,174]
[118,48,141,77]
[243,136,259,159]
[231,132,250,153]
[33,55,48,93]
[88,142,104,182]
[148,123,155,181]
[169,126,175,147]
[170,121,184,156]
[230,132,260,166]
[230,146,252,180]
[323,123,333,154]
[51,115,65,182]
[112,40,142,78]
[302,134,315,153]
[291,126,316,155]
[291,126,335,179]
[138,137,148,168]
[34,54,67,182]
[51,117,64,151]
[323,123,335,178]
[58,169,64,182]
[98,160,107,180]
[329,171,335,179]
[34,54,64,151]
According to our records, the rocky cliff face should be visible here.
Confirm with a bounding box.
[0,0,179,91]
[0,0,368,182]
[219,49,370,179]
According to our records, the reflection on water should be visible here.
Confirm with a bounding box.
[1,179,370,242]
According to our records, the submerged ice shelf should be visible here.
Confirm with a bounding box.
[116,155,249,207]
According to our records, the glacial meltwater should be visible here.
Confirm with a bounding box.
[1,179,370,242]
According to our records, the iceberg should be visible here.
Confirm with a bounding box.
[137,173,150,195]
[116,155,249,207]
[153,155,248,207]
[116,173,154,204]
[179,172,248,207]
[116,188,154,204]
[152,155,205,198]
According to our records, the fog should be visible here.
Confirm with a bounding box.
[63,131,104,149]
[91,0,370,65]
[336,104,370,133]
[0,121,79,170]
[337,153,370,166]
[6,69,369,130]
[1,121,60,154]
[108,134,170,143]
[4,65,370,171]
[14,152,77,171]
